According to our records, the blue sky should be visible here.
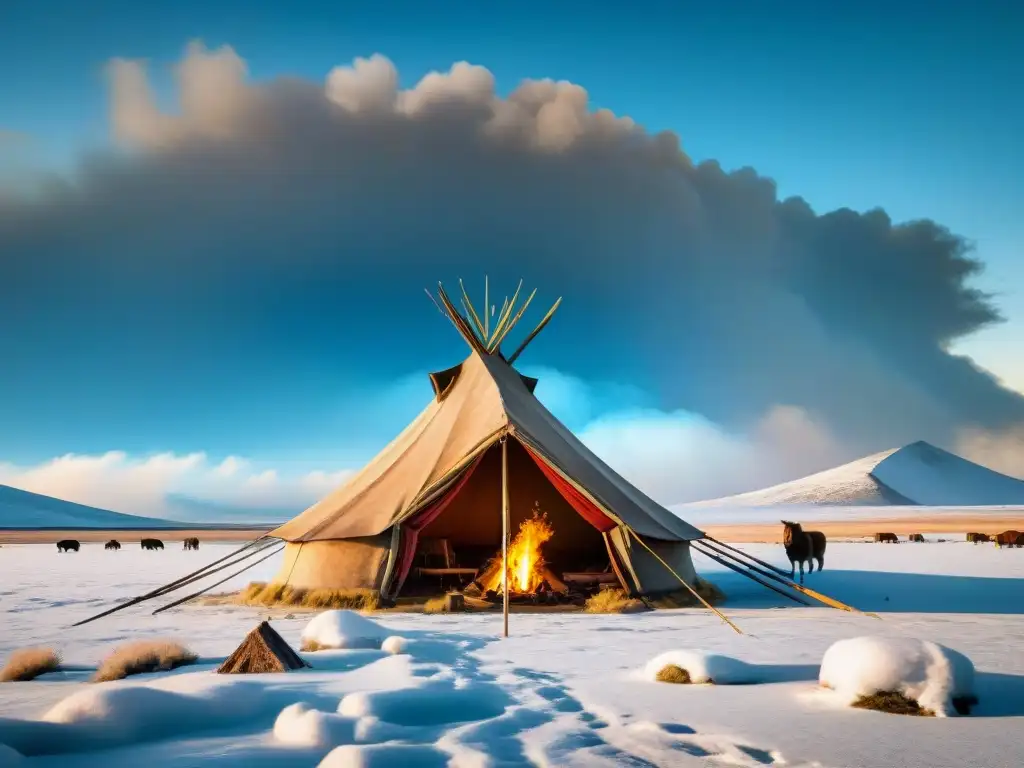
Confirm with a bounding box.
[1,0,1021,514]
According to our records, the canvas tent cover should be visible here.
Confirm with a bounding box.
[270,351,702,544]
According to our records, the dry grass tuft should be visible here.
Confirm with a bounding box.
[852,691,934,716]
[0,647,61,682]
[583,588,647,614]
[237,582,379,611]
[655,664,693,684]
[300,639,328,652]
[93,640,198,682]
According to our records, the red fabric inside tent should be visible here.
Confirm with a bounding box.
[522,444,617,533]
[393,455,484,588]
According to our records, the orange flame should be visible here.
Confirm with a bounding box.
[506,511,554,593]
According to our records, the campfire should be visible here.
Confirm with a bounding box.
[509,511,554,593]
[470,510,569,600]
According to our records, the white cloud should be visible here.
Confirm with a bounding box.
[576,403,846,505]
[955,423,1024,480]
[0,451,353,519]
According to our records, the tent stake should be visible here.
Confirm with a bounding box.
[628,528,744,634]
[501,435,510,638]
[152,544,285,615]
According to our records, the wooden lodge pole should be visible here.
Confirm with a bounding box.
[501,436,510,638]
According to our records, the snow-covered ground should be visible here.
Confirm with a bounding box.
[1,540,1023,767]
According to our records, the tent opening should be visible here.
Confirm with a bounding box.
[396,437,622,599]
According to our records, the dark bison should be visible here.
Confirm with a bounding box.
[908,533,925,543]
[874,532,899,543]
[104,539,121,551]
[781,520,826,584]
[56,539,80,553]
[966,532,991,544]
[183,537,200,551]
[141,538,164,551]
[994,530,1022,548]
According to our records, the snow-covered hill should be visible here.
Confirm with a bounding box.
[682,440,1024,508]
[0,484,180,529]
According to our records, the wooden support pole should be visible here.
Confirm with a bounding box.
[502,435,510,638]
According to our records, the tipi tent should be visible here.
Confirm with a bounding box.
[268,281,704,599]
[73,281,868,631]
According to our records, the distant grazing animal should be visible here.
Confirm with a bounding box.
[908,533,925,543]
[104,539,121,551]
[141,538,164,551]
[966,532,991,544]
[781,521,826,584]
[874,532,899,544]
[994,530,1022,548]
[56,539,80,553]
[183,537,200,551]
[1016,533,1024,548]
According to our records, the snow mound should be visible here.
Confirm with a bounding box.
[319,743,450,768]
[643,650,757,685]
[338,680,509,727]
[0,681,270,755]
[380,636,411,655]
[301,610,391,650]
[819,636,975,717]
[272,702,357,748]
[380,636,460,663]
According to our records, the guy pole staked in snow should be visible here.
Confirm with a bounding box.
[695,538,810,596]
[694,538,879,618]
[626,528,745,635]
[152,543,286,615]
[702,536,790,578]
[501,433,510,639]
[691,541,811,607]
[71,536,275,627]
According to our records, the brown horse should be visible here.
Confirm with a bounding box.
[966,532,991,544]
[104,539,121,551]
[782,521,826,584]
[908,533,925,543]
[183,537,200,551]
[994,530,1022,548]
[874,532,899,543]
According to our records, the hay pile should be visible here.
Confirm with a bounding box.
[238,582,379,611]
[583,589,646,614]
[853,691,933,716]
[644,650,757,685]
[654,664,692,684]
[93,640,198,682]
[218,621,309,674]
[0,647,61,682]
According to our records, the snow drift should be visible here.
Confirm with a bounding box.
[818,636,975,717]
[0,681,272,755]
[273,702,357,748]
[683,440,1024,507]
[643,650,758,685]
[301,610,391,650]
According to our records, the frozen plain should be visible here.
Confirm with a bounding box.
[1,537,1023,767]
